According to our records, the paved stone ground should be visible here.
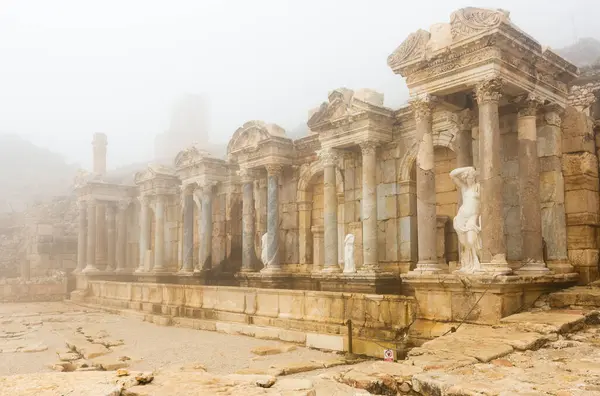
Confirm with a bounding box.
[2,301,600,395]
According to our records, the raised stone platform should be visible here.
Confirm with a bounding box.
[401,272,579,330]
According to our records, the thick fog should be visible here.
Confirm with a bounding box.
[1,0,599,170]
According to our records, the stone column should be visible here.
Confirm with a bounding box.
[116,200,129,273]
[454,109,474,168]
[197,183,215,271]
[318,148,341,273]
[475,78,512,274]
[96,204,107,269]
[83,199,98,273]
[239,169,256,272]
[180,187,195,273]
[262,164,283,272]
[359,141,379,272]
[411,97,445,273]
[136,196,150,273]
[153,194,167,272]
[515,96,549,274]
[298,201,313,265]
[539,107,573,273]
[75,200,87,273]
[106,204,116,272]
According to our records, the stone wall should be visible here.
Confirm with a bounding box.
[78,280,416,357]
[0,272,67,302]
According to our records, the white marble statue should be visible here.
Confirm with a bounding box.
[260,233,268,267]
[449,166,482,274]
[343,234,356,273]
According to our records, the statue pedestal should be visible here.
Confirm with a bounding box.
[402,272,579,344]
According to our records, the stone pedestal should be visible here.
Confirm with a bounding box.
[359,142,379,272]
[411,97,445,273]
[136,196,150,273]
[475,78,511,274]
[75,200,87,273]
[83,200,98,273]
[516,97,549,274]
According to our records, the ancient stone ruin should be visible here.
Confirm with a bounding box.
[27,7,600,358]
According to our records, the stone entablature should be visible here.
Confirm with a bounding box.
[388,7,578,106]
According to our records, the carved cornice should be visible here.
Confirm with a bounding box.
[387,29,431,73]
[450,7,508,41]
[475,78,503,104]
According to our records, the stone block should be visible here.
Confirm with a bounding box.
[565,189,598,215]
[344,168,355,191]
[385,220,399,262]
[567,225,597,249]
[398,193,416,217]
[254,326,281,340]
[564,174,599,192]
[562,152,598,177]
[377,196,397,220]
[576,265,599,284]
[279,329,307,344]
[215,288,246,313]
[382,160,397,184]
[539,156,562,172]
[537,125,562,157]
[436,191,457,206]
[344,200,357,223]
[278,291,305,320]
[305,333,345,351]
[256,291,279,317]
[568,249,599,267]
[414,290,452,321]
[281,211,298,230]
[435,173,455,193]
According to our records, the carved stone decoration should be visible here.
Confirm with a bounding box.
[450,166,482,274]
[544,106,564,127]
[512,93,544,118]
[409,95,436,123]
[475,78,503,104]
[450,7,509,41]
[387,29,431,71]
[316,147,339,168]
[260,233,268,268]
[343,234,356,274]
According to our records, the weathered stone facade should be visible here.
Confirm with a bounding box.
[70,7,600,353]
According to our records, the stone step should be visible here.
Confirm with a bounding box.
[549,285,600,309]
[500,309,591,334]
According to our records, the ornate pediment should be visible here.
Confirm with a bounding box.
[450,7,509,42]
[387,29,431,73]
[134,163,176,185]
[174,145,212,169]
[227,120,288,156]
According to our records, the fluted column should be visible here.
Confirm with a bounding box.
[83,199,98,273]
[136,196,150,273]
[75,200,87,273]
[153,194,167,272]
[262,164,283,272]
[359,141,379,272]
[411,96,445,273]
[318,148,341,273]
[196,183,215,271]
[180,186,195,273]
[515,95,549,274]
[475,78,511,274]
[105,204,116,272]
[239,169,256,272]
[116,200,129,273]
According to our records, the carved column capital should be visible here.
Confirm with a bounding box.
[265,164,283,177]
[359,141,379,156]
[475,77,503,104]
[117,199,131,212]
[237,168,258,183]
[87,198,98,208]
[450,109,474,131]
[513,93,544,118]
[196,181,217,197]
[409,94,437,123]
[316,147,340,167]
[544,104,565,127]
[76,200,87,210]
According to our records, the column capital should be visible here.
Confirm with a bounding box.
[106,202,116,215]
[76,200,87,210]
[117,199,131,212]
[137,195,150,206]
[450,108,474,131]
[513,93,544,118]
[265,163,284,176]
[316,147,340,167]
[475,77,503,104]
[409,94,437,123]
[544,104,565,127]
[87,198,98,207]
[359,141,379,156]
[237,168,258,183]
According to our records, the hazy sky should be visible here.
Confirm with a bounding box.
[1,0,599,170]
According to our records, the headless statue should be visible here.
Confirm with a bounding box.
[343,234,356,273]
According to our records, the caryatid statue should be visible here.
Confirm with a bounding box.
[450,166,482,273]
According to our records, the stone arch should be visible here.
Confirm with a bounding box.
[398,129,456,182]
[296,160,344,267]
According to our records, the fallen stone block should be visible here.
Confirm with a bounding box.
[250,344,297,356]
[91,356,130,371]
